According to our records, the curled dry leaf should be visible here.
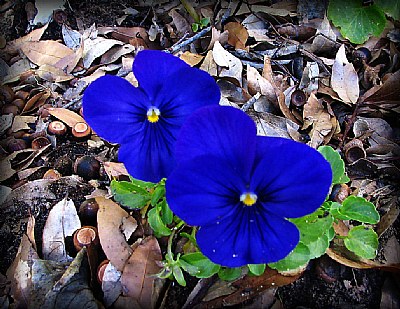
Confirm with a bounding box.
[180,51,204,66]
[103,161,129,180]
[303,93,336,148]
[326,247,400,273]
[246,65,277,104]
[6,233,39,309]
[121,236,162,309]
[42,198,81,262]
[201,267,301,307]
[212,41,243,86]
[331,44,359,104]
[96,196,138,271]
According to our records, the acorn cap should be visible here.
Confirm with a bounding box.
[72,122,91,138]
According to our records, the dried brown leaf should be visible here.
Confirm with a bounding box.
[21,40,75,68]
[4,23,48,55]
[202,267,300,307]
[303,93,334,148]
[331,44,359,104]
[96,196,137,271]
[225,22,249,50]
[180,51,204,66]
[207,27,229,50]
[200,50,218,77]
[36,64,74,82]
[47,107,86,128]
[247,65,277,104]
[361,70,400,106]
[22,90,51,113]
[121,236,162,309]
[42,198,81,262]
[326,247,400,272]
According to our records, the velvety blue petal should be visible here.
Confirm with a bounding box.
[118,118,178,182]
[197,207,299,267]
[251,137,332,218]
[133,50,190,101]
[175,106,256,179]
[82,75,149,144]
[166,155,247,226]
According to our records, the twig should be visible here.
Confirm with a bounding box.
[166,26,212,54]
[241,93,261,112]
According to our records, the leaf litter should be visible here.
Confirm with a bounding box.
[0,1,399,308]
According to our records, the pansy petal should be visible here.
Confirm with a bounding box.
[82,75,149,144]
[166,155,246,226]
[133,50,190,101]
[175,106,256,178]
[118,119,177,182]
[251,136,332,218]
[197,208,299,267]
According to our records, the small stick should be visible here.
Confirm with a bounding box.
[241,92,261,112]
[166,26,212,54]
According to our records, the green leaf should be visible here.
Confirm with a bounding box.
[151,184,166,206]
[180,252,220,278]
[111,179,151,209]
[129,176,157,190]
[147,208,172,237]
[268,242,310,271]
[160,199,173,225]
[218,267,243,281]
[328,0,386,44]
[376,0,400,21]
[191,23,199,32]
[318,146,349,185]
[338,196,380,224]
[248,264,266,276]
[291,209,334,244]
[305,234,330,259]
[172,265,186,286]
[344,225,378,259]
[200,17,210,27]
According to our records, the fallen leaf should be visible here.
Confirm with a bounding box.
[21,40,75,68]
[331,44,359,104]
[83,37,123,68]
[42,198,81,262]
[36,64,74,82]
[169,9,192,36]
[212,41,243,86]
[22,90,51,113]
[180,51,204,66]
[201,267,300,307]
[11,115,36,132]
[43,248,99,309]
[103,162,129,180]
[225,22,249,50]
[207,27,229,50]
[121,236,162,309]
[96,196,137,271]
[47,107,86,128]
[303,93,335,148]
[247,64,277,104]
[4,23,48,55]
[200,50,218,76]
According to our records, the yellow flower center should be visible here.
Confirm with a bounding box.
[147,107,160,123]
[240,192,257,206]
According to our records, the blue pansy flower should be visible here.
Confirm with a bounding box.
[82,50,220,182]
[166,106,332,267]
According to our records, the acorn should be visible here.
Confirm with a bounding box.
[7,138,28,152]
[78,198,99,226]
[14,90,30,101]
[291,90,307,107]
[353,47,371,64]
[1,104,19,115]
[43,169,62,180]
[11,98,25,112]
[72,122,91,139]
[48,120,67,136]
[74,155,101,180]
[73,226,99,251]
[97,260,110,284]
[0,85,15,104]
[343,139,366,164]
[54,155,73,176]
[330,184,350,203]
[31,136,51,150]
